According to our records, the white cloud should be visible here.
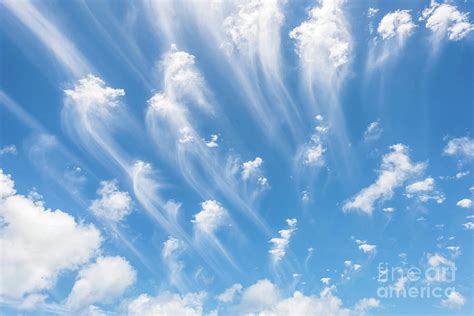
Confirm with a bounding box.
[161,236,187,290]
[269,218,297,263]
[363,121,383,142]
[344,144,426,215]
[356,240,377,255]
[0,169,101,299]
[0,144,17,155]
[441,290,465,309]
[191,200,228,235]
[443,136,474,159]
[462,222,474,230]
[368,8,379,18]
[65,75,124,111]
[302,117,328,166]
[378,10,416,41]
[421,2,474,41]
[427,253,453,267]
[383,207,395,213]
[89,180,132,222]
[456,198,472,208]
[455,170,470,179]
[162,236,186,259]
[206,134,219,148]
[217,283,243,303]
[289,0,351,93]
[236,280,379,316]
[66,256,136,310]
[320,277,331,285]
[406,177,435,193]
[127,292,205,316]
[242,157,264,180]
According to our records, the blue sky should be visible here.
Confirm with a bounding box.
[0,0,473,315]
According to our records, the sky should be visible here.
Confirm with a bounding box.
[0,0,473,315]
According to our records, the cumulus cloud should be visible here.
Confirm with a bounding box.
[320,277,331,285]
[443,136,474,160]
[456,198,472,208]
[191,200,228,235]
[89,180,132,222]
[344,144,426,215]
[161,236,187,290]
[363,121,383,142]
[0,169,101,299]
[127,292,205,316]
[356,240,377,255]
[66,256,136,310]
[378,10,416,41]
[463,222,474,230]
[405,177,445,204]
[441,290,465,309]
[289,0,351,92]
[421,1,474,41]
[269,218,297,263]
[217,283,243,303]
[206,134,219,148]
[241,157,264,180]
[235,280,379,315]
[300,116,328,166]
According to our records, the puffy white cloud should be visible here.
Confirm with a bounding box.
[64,75,124,111]
[206,134,219,148]
[456,198,472,208]
[0,169,16,198]
[356,240,376,255]
[383,207,395,212]
[406,177,435,193]
[302,116,328,166]
[161,236,187,290]
[0,170,101,299]
[236,280,379,316]
[89,180,132,222]
[290,0,351,68]
[455,170,470,179]
[427,253,453,268]
[421,2,474,41]
[441,290,465,309]
[66,256,136,310]
[443,136,474,159]
[0,144,17,155]
[217,283,243,303]
[363,121,383,142]
[127,292,205,316]
[378,10,416,40]
[269,218,297,263]
[368,8,379,18]
[289,0,351,94]
[241,157,264,180]
[344,144,426,215]
[162,236,186,259]
[191,200,228,235]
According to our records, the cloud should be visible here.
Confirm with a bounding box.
[269,218,297,263]
[378,10,416,41]
[443,136,474,160]
[421,1,474,41]
[383,207,395,213]
[320,277,331,285]
[217,283,243,303]
[89,180,132,222]
[191,200,228,235]
[344,144,426,215]
[235,280,379,316]
[456,198,472,208]
[66,256,136,310]
[0,169,101,299]
[0,144,17,155]
[162,236,187,291]
[127,292,205,316]
[463,222,474,230]
[441,290,465,309]
[289,0,351,94]
[356,240,377,255]
[405,177,445,204]
[206,134,219,148]
[241,157,264,180]
[299,116,328,167]
[363,121,383,142]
